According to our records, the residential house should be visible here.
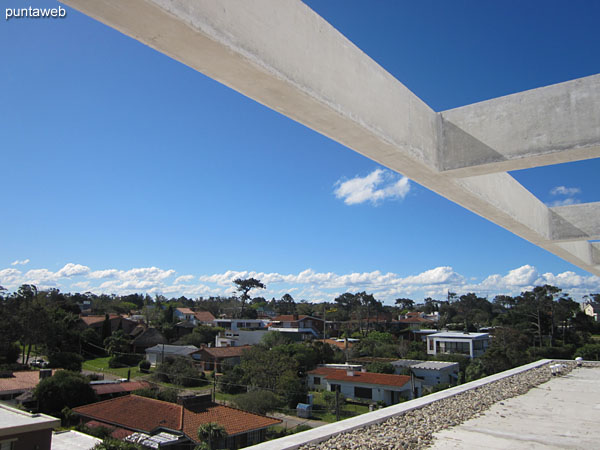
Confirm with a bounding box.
[174,307,196,323]
[268,315,324,340]
[191,345,251,372]
[215,330,268,347]
[0,403,60,450]
[0,369,53,403]
[193,310,216,326]
[426,331,490,359]
[145,345,198,366]
[90,380,151,401]
[307,367,421,405]
[391,360,459,386]
[79,314,138,336]
[130,327,168,353]
[582,301,600,321]
[73,393,281,449]
[213,319,267,331]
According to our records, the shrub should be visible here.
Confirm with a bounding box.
[366,362,395,374]
[233,390,281,415]
[34,370,96,415]
[139,360,151,373]
[108,354,143,368]
[574,343,600,361]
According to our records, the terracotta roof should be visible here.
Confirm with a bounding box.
[91,381,151,396]
[194,311,216,322]
[176,308,195,315]
[74,395,182,432]
[80,314,120,326]
[308,367,410,388]
[182,404,280,438]
[197,345,252,359]
[0,371,54,394]
[74,395,280,442]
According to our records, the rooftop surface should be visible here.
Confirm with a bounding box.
[429,366,600,449]
[0,404,60,436]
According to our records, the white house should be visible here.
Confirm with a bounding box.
[215,329,268,347]
[174,308,216,326]
[582,301,600,321]
[426,332,490,359]
[307,367,421,405]
[391,359,459,386]
[213,318,267,331]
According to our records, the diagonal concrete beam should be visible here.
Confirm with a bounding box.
[59,0,600,277]
[440,74,600,177]
[550,202,600,242]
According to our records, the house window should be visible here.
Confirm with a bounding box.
[330,384,340,392]
[313,376,321,385]
[429,339,433,351]
[354,387,372,399]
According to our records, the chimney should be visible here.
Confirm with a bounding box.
[361,367,367,373]
[293,314,299,321]
[346,370,354,377]
[177,393,213,409]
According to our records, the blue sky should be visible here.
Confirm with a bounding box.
[1,0,599,303]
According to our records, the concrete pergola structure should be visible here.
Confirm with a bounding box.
[61,0,600,277]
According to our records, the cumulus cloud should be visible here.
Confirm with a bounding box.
[550,186,581,196]
[334,169,410,205]
[57,263,90,277]
[0,262,598,303]
[11,259,30,266]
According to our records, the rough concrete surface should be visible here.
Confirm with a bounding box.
[428,367,600,450]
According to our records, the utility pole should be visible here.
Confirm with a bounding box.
[213,373,217,402]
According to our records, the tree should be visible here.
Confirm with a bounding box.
[233,390,281,415]
[395,298,415,311]
[34,370,97,415]
[92,439,142,450]
[233,278,265,318]
[197,422,227,450]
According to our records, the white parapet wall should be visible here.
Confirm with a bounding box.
[246,359,553,450]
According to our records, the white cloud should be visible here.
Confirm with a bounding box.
[334,169,410,205]
[11,259,30,266]
[0,262,598,303]
[174,275,196,284]
[550,186,581,196]
[57,263,90,277]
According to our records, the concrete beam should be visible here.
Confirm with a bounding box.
[440,74,600,177]
[550,202,600,241]
[59,0,600,277]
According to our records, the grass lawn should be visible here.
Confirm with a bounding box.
[82,357,146,379]
[309,391,369,422]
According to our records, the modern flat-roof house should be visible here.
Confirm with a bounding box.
[391,359,460,386]
[268,315,324,340]
[73,393,281,449]
[215,330,268,347]
[426,332,490,359]
[213,319,267,331]
[0,403,60,450]
[307,367,421,405]
[145,344,198,366]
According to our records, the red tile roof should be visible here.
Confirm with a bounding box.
[74,395,182,432]
[176,308,195,315]
[194,311,216,322]
[0,371,54,394]
[74,395,280,442]
[197,345,252,359]
[91,381,151,396]
[396,317,434,324]
[308,367,410,388]
[182,404,281,438]
[272,315,322,322]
